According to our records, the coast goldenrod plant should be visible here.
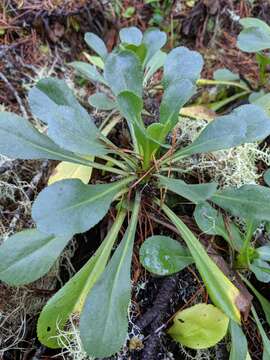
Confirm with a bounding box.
[1,27,270,357]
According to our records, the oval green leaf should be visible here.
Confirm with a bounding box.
[32,177,133,237]
[0,229,70,286]
[237,17,270,52]
[104,50,143,97]
[142,28,167,65]
[88,92,116,110]
[140,235,193,275]
[163,46,203,86]
[119,27,142,46]
[84,32,108,60]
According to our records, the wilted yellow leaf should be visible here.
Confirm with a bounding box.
[180,105,216,121]
[48,162,92,185]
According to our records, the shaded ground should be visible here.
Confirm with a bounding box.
[1,1,270,359]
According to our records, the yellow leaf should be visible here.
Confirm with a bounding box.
[180,105,216,122]
[48,162,92,185]
[168,303,229,349]
[83,52,104,69]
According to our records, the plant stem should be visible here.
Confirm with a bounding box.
[99,155,129,171]
[209,91,250,111]
[83,159,131,176]
[197,78,250,92]
[236,220,255,268]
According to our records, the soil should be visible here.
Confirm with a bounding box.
[1,1,270,359]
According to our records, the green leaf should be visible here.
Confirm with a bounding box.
[116,91,167,155]
[80,193,141,358]
[0,112,88,163]
[237,17,270,52]
[142,28,167,65]
[48,161,92,185]
[180,105,270,156]
[116,91,149,153]
[242,276,270,325]
[145,122,166,155]
[37,209,126,348]
[44,105,107,156]
[32,176,133,237]
[144,50,167,84]
[29,77,82,122]
[140,235,193,275]
[88,92,116,110]
[257,245,270,261]
[119,27,142,46]
[194,202,244,251]
[159,79,195,131]
[229,321,248,360]
[250,93,270,117]
[124,43,147,63]
[214,68,240,81]
[163,46,203,86]
[84,54,104,69]
[0,229,70,286]
[168,303,229,349]
[104,50,143,96]
[211,184,270,222]
[251,306,270,360]
[117,91,143,125]
[123,6,135,18]
[161,203,241,323]
[250,259,270,283]
[265,169,270,187]
[158,176,217,204]
[29,78,107,156]
[84,32,108,60]
[69,61,107,85]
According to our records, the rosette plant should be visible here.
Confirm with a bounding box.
[1,27,270,357]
